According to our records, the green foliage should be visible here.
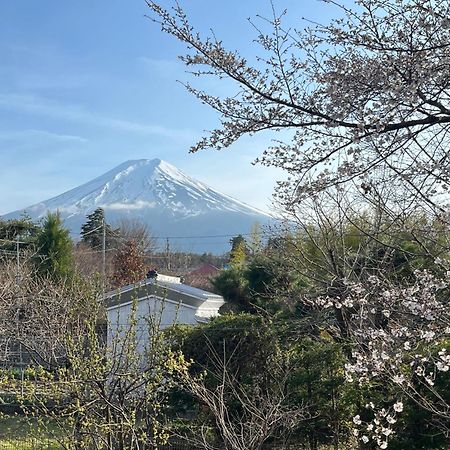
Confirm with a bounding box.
[172,314,279,378]
[293,214,448,292]
[211,268,249,312]
[167,314,280,423]
[287,338,354,449]
[2,205,449,448]
[80,207,115,249]
[229,234,247,267]
[388,340,450,449]
[1,282,188,450]
[0,416,63,450]
[169,315,358,448]
[0,216,39,251]
[169,315,293,448]
[389,401,449,450]
[212,254,302,314]
[245,254,304,313]
[35,212,73,280]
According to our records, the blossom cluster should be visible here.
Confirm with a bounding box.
[313,270,450,447]
[352,402,404,449]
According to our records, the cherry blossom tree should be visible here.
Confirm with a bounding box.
[145,1,450,446]
[310,270,450,448]
[270,192,450,447]
[146,0,450,213]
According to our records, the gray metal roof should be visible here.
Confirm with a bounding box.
[103,278,224,310]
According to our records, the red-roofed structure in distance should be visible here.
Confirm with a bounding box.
[184,263,221,291]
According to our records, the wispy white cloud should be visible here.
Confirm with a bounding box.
[103,201,156,210]
[0,129,88,144]
[0,93,197,140]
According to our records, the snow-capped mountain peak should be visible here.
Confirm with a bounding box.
[3,159,272,253]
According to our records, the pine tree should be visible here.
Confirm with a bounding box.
[36,212,73,280]
[81,208,115,249]
[0,215,39,251]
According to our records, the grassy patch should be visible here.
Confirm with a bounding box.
[0,416,63,450]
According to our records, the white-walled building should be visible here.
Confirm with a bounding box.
[104,274,225,351]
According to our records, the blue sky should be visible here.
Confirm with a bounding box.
[0,0,337,215]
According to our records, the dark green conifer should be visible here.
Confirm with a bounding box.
[80,208,115,249]
[36,212,73,280]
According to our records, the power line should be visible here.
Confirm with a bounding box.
[70,224,103,237]
[152,233,253,240]
[0,247,119,258]
[102,219,106,289]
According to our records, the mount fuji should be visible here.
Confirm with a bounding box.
[3,159,272,253]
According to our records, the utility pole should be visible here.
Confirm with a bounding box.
[16,235,20,284]
[165,238,171,271]
[184,253,191,270]
[102,218,106,288]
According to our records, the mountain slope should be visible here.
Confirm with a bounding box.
[3,159,272,253]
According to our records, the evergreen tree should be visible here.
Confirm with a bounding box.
[0,215,39,251]
[229,234,247,267]
[80,208,115,249]
[36,212,73,279]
